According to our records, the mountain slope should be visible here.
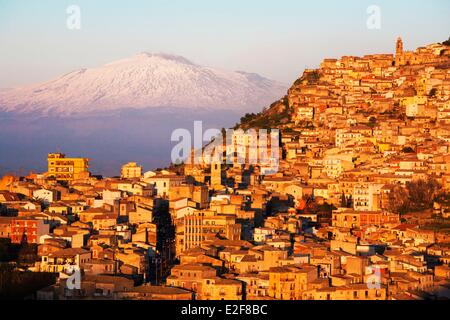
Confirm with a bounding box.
[0,53,287,115]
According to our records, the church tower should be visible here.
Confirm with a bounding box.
[395,37,404,66]
[396,37,404,56]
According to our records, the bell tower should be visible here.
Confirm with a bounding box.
[396,37,403,56]
[395,37,404,66]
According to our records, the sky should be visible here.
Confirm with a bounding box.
[0,0,449,87]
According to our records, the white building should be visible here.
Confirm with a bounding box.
[33,188,56,205]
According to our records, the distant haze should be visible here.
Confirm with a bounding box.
[0,108,244,176]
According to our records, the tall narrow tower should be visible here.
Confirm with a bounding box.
[396,37,404,55]
[211,162,222,188]
[395,37,404,66]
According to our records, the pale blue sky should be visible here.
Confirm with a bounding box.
[0,0,449,87]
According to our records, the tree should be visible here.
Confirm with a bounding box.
[388,178,442,214]
[17,243,38,267]
[429,88,438,97]
[0,239,19,262]
[340,192,347,208]
[406,178,441,212]
[402,147,415,153]
[0,264,57,300]
[388,185,410,215]
[346,195,353,208]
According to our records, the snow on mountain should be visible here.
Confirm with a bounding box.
[0,53,287,115]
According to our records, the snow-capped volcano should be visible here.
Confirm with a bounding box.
[0,53,287,115]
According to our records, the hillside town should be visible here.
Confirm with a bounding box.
[1,38,450,300]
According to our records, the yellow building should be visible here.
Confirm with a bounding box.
[39,248,92,273]
[179,210,241,255]
[268,265,320,300]
[121,162,143,179]
[210,162,223,188]
[200,278,243,300]
[166,264,243,300]
[302,284,387,300]
[47,153,89,182]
